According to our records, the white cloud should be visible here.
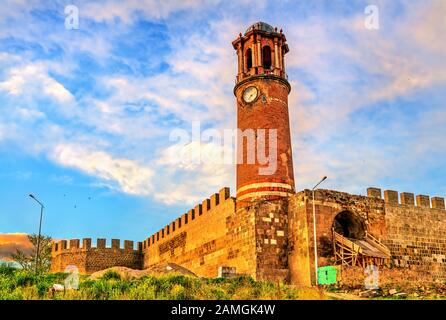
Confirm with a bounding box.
[153,141,233,204]
[50,144,154,196]
[81,0,212,24]
[0,63,74,103]
[14,108,45,121]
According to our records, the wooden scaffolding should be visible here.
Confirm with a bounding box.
[333,229,390,268]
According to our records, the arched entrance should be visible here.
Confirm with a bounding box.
[332,211,390,267]
[333,211,366,239]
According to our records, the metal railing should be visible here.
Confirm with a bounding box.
[235,70,288,84]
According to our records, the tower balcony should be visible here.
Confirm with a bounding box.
[235,68,288,84]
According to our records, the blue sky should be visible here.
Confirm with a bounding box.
[0,0,445,243]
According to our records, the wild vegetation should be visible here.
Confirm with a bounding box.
[0,266,325,300]
[10,234,52,273]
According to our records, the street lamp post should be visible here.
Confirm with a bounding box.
[29,194,44,275]
[312,176,327,286]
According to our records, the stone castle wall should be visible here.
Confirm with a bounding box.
[379,190,446,279]
[142,188,243,278]
[50,187,291,282]
[51,238,142,274]
[140,187,289,282]
[287,189,387,285]
[249,199,290,282]
[51,186,446,284]
[287,188,446,285]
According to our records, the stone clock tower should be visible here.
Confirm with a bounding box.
[232,22,295,205]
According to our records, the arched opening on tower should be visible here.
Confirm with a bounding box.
[333,211,366,239]
[246,49,252,69]
[262,46,272,70]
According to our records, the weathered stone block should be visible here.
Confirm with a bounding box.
[202,199,211,214]
[111,239,120,249]
[218,266,236,278]
[83,238,91,249]
[367,187,382,199]
[432,197,445,210]
[188,209,195,221]
[416,195,430,208]
[384,190,399,204]
[400,192,415,206]
[210,193,220,208]
[124,240,134,250]
[69,239,80,249]
[194,204,202,216]
[60,240,67,250]
[97,238,106,248]
[219,187,230,201]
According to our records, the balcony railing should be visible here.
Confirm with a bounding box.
[235,69,288,84]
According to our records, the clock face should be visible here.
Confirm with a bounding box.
[242,86,258,103]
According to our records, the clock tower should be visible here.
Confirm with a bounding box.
[232,22,295,205]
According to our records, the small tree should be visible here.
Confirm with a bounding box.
[11,234,52,273]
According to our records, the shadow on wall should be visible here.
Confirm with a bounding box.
[319,211,368,258]
[319,236,333,258]
[333,211,366,239]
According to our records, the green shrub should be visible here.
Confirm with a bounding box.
[101,270,121,281]
[15,271,37,287]
[0,265,16,276]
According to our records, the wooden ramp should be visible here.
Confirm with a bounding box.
[333,229,390,267]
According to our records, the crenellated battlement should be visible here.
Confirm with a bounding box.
[367,187,445,210]
[141,187,232,251]
[52,238,142,254]
[51,237,143,274]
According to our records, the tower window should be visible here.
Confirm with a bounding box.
[263,46,272,70]
[246,49,252,69]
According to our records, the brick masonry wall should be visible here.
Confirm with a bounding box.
[288,192,312,286]
[235,76,295,194]
[250,199,290,282]
[142,189,290,282]
[287,189,387,285]
[225,203,257,277]
[304,189,386,265]
[51,239,142,274]
[384,197,446,279]
[142,188,256,278]
[288,188,446,284]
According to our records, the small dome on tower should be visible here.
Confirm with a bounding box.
[245,21,275,34]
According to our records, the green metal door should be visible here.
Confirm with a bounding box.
[317,266,337,285]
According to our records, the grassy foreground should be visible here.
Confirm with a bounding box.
[0,266,325,300]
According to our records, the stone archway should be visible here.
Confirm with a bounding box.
[333,210,366,239]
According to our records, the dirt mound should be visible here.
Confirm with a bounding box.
[89,263,196,280]
[144,263,196,277]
